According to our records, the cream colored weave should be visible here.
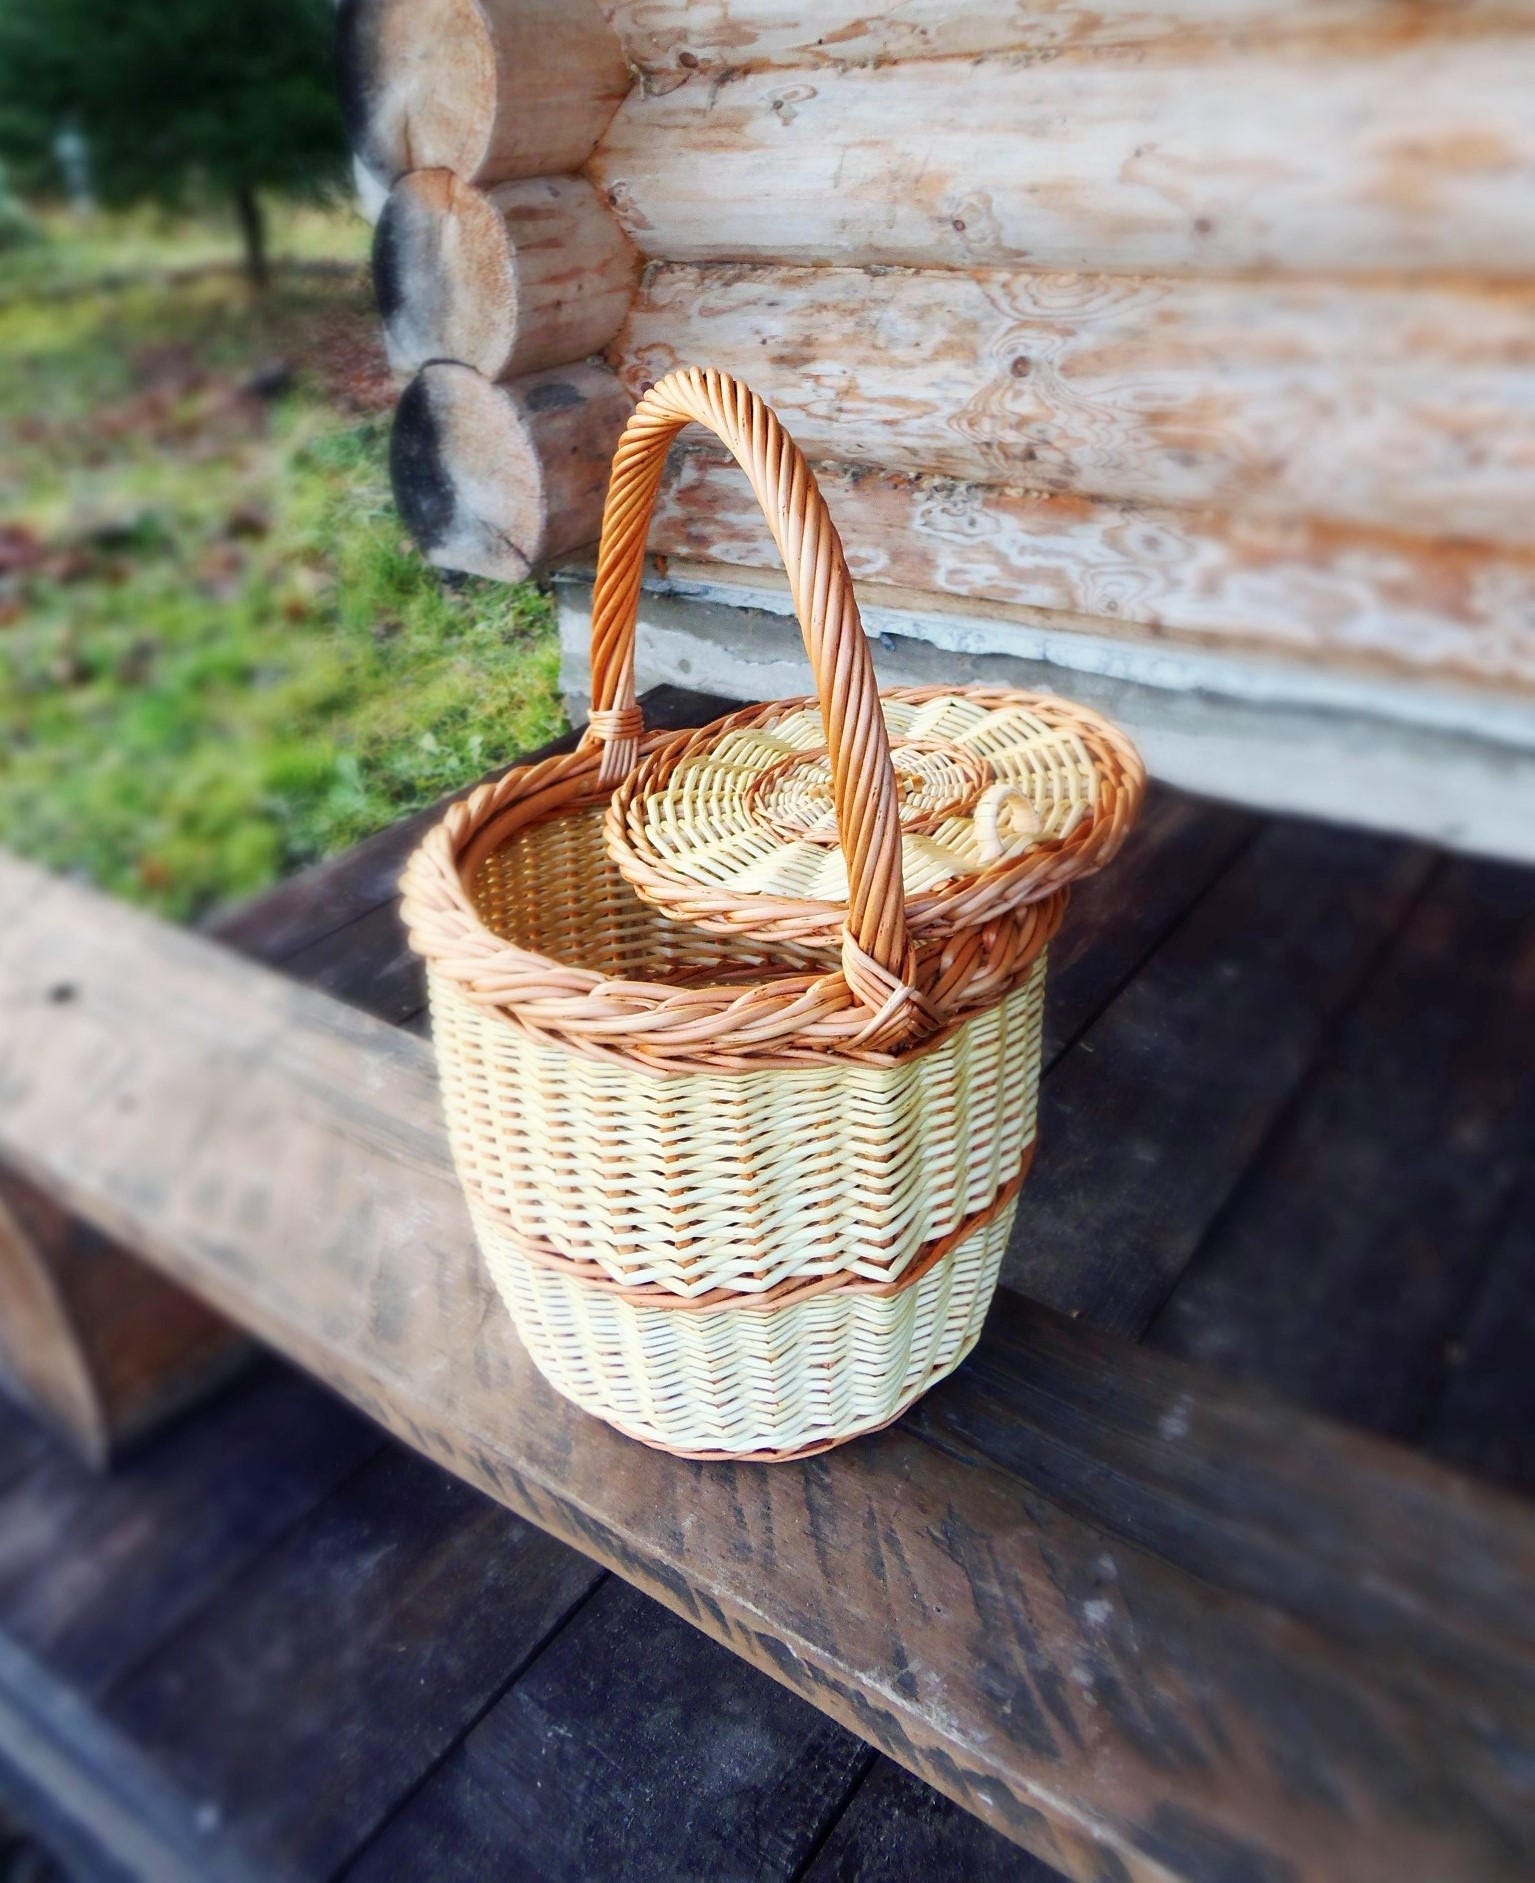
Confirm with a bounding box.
[478,1197,1017,1458]
[431,941,1045,1298]
[401,367,1146,1460]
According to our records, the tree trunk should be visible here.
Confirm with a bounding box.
[233,184,268,289]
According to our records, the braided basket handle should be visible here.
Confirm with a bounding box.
[584,367,917,1004]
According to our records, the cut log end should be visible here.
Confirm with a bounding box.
[376,172,637,382]
[338,0,494,185]
[375,171,517,378]
[391,361,632,582]
[338,0,630,187]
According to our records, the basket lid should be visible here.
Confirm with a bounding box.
[605,683,1143,947]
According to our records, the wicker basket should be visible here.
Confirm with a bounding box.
[401,367,1145,1459]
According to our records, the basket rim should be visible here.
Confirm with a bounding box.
[398,718,1066,1068]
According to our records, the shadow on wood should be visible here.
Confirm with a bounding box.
[0,1170,246,1468]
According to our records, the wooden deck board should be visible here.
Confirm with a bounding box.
[343,1578,872,1883]
[1421,1171,1535,1497]
[102,1447,603,1878]
[1148,853,1535,1436]
[0,1371,381,1697]
[1040,784,1259,1067]
[1003,818,1434,1332]
[803,1755,1063,1882]
[0,689,1532,1879]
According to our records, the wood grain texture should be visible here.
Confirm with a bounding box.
[1424,1172,1535,1496]
[0,1369,380,1695]
[0,1627,268,1883]
[649,449,1535,688]
[618,263,1535,546]
[4,852,1535,1880]
[389,360,630,581]
[804,1753,1058,1882]
[590,37,1535,277]
[0,1170,242,1467]
[103,1448,602,1879]
[1005,819,1433,1330]
[600,0,1535,77]
[338,0,630,188]
[1149,854,1535,1434]
[1040,784,1258,1064]
[345,1578,870,1882]
[376,172,637,382]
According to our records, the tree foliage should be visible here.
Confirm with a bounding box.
[0,0,347,279]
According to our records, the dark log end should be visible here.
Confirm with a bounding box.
[391,364,540,583]
[335,0,496,185]
[390,362,631,583]
[374,171,515,380]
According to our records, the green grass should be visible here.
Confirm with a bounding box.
[0,206,565,921]
[0,200,373,302]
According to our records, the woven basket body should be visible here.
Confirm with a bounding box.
[402,368,1144,1459]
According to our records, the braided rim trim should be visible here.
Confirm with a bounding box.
[583,1371,967,1462]
[473,1160,1029,1315]
[399,731,1067,1067]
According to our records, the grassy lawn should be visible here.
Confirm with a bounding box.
[0,204,565,922]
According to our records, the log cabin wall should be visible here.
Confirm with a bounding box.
[339,0,1535,856]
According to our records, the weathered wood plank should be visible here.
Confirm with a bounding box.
[3,852,1534,1879]
[1005,819,1433,1330]
[911,1288,1535,1699]
[0,1369,380,1695]
[619,263,1535,547]
[650,449,1535,688]
[101,1448,602,1878]
[281,900,425,1028]
[1038,785,1258,1064]
[1423,1174,1535,1495]
[0,1629,265,1883]
[803,1754,1073,1882]
[600,0,1535,76]
[0,1396,58,1504]
[591,39,1535,277]
[0,1169,243,1467]
[1148,855,1535,1431]
[344,1578,871,1882]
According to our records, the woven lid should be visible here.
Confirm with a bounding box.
[606,684,1142,945]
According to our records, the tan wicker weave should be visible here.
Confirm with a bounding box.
[401,366,1145,1459]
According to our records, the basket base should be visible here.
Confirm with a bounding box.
[484,1195,1018,1459]
[551,1329,985,1463]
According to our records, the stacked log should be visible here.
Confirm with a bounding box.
[390,362,633,583]
[337,0,1535,694]
[338,0,637,580]
[375,172,636,382]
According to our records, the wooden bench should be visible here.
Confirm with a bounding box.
[1,688,1533,1880]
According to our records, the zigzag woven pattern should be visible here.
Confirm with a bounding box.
[430,952,1046,1299]
[480,1194,1019,1459]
